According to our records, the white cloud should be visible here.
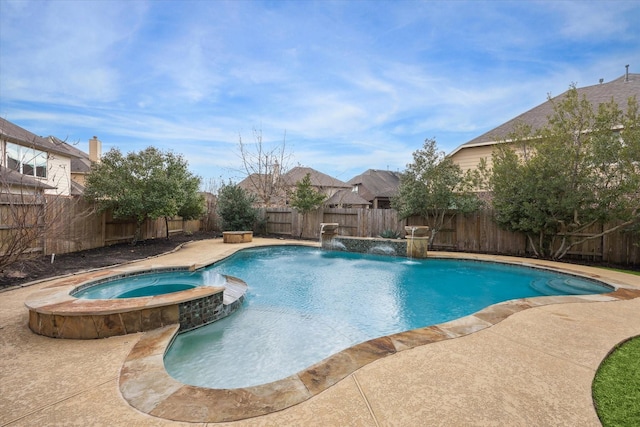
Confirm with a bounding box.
[550,1,638,40]
[2,0,639,184]
[1,2,148,104]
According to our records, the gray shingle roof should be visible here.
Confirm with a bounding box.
[451,73,640,154]
[324,189,371,206]
[237,173,266,191]
[0,118,74,158]
[70,180,86,195]
[239,167,350,191]
[347,169,401,200]
[0,165,56,190]
[48,136,93,173]
[283,166,350,188]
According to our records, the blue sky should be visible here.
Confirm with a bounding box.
[1,0,639,185]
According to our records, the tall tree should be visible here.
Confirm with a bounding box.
[84,147,203,244]
[392,138,482,247]
[490,86,640,259]
[289,173,326,238]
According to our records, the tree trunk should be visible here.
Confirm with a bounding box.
[132,220,143,245]
[164,216,170,240]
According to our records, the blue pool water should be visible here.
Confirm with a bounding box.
[72,270,226,299]
[164,246,611,389]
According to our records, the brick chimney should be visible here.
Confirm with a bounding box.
[89,136,102,162]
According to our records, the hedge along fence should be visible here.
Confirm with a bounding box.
[258,207,639,266]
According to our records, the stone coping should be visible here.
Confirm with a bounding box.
[118,251,640,423]
[23,265,248,339]
[24,267,226,316]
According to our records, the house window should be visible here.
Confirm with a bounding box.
[6,142,47,178]
[35,151,47,177]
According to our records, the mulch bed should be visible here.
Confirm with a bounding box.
[0,231,220,289]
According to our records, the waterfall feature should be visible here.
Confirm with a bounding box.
[319,223,340,249]
[405,226,430,259]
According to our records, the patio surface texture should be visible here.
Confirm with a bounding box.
[1,237,639,426]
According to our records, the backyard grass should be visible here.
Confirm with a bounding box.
[597,267,640,276]
[593,336,640,426]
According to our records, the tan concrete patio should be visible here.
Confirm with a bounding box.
[1,238,639,426]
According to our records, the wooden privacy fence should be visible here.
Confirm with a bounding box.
[261,208,405,238]
[36,196,201,255]
[4,196,637,265]
[0,192,46,256]
[259,207,639,266]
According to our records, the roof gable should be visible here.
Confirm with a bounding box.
[49,136,92,173]
[237,173,268,190]
[347,169,401,200]
[283,166,350,188]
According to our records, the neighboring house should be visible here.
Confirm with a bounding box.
[238,166,351,207]
[448,72,640,180]
[347,169,401,209]
[282,166,351,199]
[0,165,56,195]
[54,135,102,195]
[324,189,371,208]
[237,172,283,206]
[0,118,97,196]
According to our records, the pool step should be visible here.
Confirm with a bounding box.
[529,277,602,296]
[223,275,248,305]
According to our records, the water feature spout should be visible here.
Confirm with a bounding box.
[410,227,416,259]
[405,226,430,259]
[319,223,339,249]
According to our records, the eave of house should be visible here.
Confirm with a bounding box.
[0,166,56,190]
[448,73,640,158]
[0,128,72,159]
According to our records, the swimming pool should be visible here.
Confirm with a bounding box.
[164,246,610,389]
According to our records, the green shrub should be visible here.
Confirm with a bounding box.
[217,183,258,231]
[379,229,402,239]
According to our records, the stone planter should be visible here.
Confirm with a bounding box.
[223,231,253,243]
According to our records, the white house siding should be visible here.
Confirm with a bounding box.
[46,154,72,196]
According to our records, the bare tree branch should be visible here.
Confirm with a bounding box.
[237,127,293,206]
